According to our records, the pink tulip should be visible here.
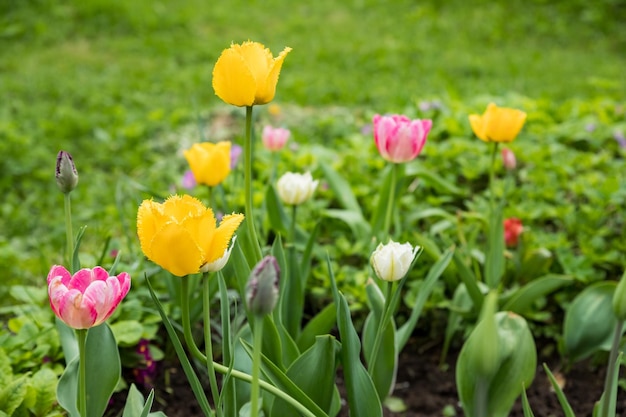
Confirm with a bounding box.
[501,148,517,171]
[503,218,523,247]
[262,125,290,151]
[47,265,131,329]
[373,114,432,163]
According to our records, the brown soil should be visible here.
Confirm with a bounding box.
[109,337,625,417]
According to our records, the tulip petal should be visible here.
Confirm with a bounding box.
[58,289,97,329]
[205,213,244,264]
[236,41,274,84]
[469,114,488,141]
[47,264,71,285]
[69,268,94,292]
[212,47,257,107]
[137,199,169,259]
[149,222,205,276]
[256,46,292,105]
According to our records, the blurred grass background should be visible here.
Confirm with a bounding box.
[1,0,625,288]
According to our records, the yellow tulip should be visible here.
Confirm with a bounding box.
[137,195,244,277]
[183,141,231,187]
[212,41,292,107]
[469,103,527,143]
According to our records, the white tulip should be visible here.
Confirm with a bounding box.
[370,240,419,282]
[276,171,319,206]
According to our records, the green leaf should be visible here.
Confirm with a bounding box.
[299,222,320,281]
[0,349,12,388]
[56,317,78,364]
[397,246,454,351]
[297,302,336,352]
[502,274,573,314]
[110,320,144,346]
[28,368,57,417]
[563,281,617,362]
[484,206,504,289]
[71,225,88,273]
[452,250,484,312]
[328,255,382,417]
[405,164,466,196]
[369,164,393,237]
[322,209,371,241]
[320,162,363,213]
[122,384,164,417]
[362,283,397,401]
[271,336,339,415]
[265,184,290,236]
[145,277,212,416]
[57,324,121,417]
[521,387,535,417]
[457,312,537,417]
[542,363,575,417]
[0,375,28,415]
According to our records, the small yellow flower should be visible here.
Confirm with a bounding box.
[469,103,527,143]
[212,41,292,107]
[183,141,231,187]
[137,195,244,277]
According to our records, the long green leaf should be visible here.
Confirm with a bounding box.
[320,162,363,213]
[484,207,504,289]
[521,387,535,417]
[452,250,484,311]
[543,363,575,417]
[297,302,336,352]
[405,165,466,196]
[265,184,290,236]
[146,277,212,416]
[328,255,382,417]
[502,274,573,314]
[369,164,393,237]
[396,247,454,350]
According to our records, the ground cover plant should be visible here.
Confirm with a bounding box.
[1,0,626,416]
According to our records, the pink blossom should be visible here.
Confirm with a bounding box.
[181,170,196,190]
[47,265,131,329]
[501,148,517,171]
[373,114,432,163]
[262,125,290,151]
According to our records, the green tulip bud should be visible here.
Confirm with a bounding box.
[55,151,78,194]
[612,270,626,321]
[246,256,280,316]
[466,291,500,378]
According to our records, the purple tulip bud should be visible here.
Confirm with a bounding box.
[246,256,280,316]
[55,151,78,194]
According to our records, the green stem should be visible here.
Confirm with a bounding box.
[203,273,221,417]
[383,163,398,240]
[367,281,394,372]
[601,320,624,417]
[488,142,499,213]
[245,105,263,261]
[250,315,264,417]
[64,193,74,271]
[181,278,212,376]
[76,328,88,417]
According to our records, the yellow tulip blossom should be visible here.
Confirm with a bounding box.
[212,41,292,107]
[137,195,244,277]
[184,141,231,187]
[469,103,527,143]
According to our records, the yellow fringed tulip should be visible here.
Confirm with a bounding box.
[137,195,244,277]
[469,103,527,143]
[212,41,292,107]
[183,141,231,187]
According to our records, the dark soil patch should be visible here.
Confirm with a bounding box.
[109,338,625,417]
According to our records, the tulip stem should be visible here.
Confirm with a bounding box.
[76,328,88,417]
[488,142,499,212]
[367,281,394,373]
[250,315,264,417]
[64,193,75,272]
[245,105,263,262]
[600,319,624,417]
[383,163,399,240]
[203,273,222,417]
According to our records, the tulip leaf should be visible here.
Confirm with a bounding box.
[563,281,617,362]
[521,387,535,417]
[319,162,363,213]
[57,323,121,417]
[328,255,383,417]
[218,273,237,415]
[297,302,336,352]
[362,283,397,401]
[405,164,466,196]
[265,184,290,236]
[271,335,340,416]
[369,164,394,238]
[122,384,165,417]
[239,340,329,417]
[300,221,320,286]
[484,206,504,289]
[542,363,575,417]
[397,246,454,351]
[323,209,371,242]
[502,274,573,314]
[145,277,212,416]
[457,312,537,417]
[71,225,88,274]
[452,250,484,311]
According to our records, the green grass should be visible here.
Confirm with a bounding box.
[1,0,625,287]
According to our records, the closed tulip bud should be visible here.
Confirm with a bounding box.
[503,217,523,247]
[501,147,516,171]
[262,125,290,151]
[246,256,280,316]
[55,151,78,194]
[612,270,626,321]
[370,240,419,282]
[276,171,318,206]
[373,114,431,163]
[47,265,131,329]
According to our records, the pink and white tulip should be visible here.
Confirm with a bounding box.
[262,125,291,151]
[47,265,131,329]
[373,114,432,163]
